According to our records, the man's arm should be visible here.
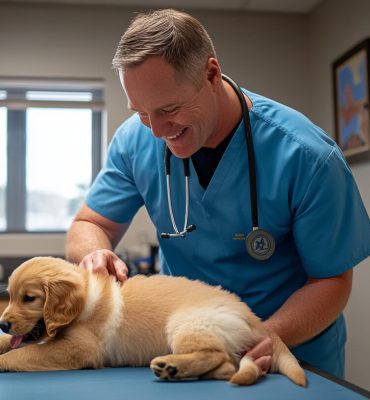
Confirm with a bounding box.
[66,203,129,281]
[263,269,353,347]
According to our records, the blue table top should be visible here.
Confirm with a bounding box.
[0,367,368,400]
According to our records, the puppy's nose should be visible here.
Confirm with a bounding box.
[0,320,11,334]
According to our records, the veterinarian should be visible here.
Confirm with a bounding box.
[66,9,370,379]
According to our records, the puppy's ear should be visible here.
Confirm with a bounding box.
[43,278,84,337]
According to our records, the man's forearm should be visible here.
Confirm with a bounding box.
[66,220,113,264]
[263,269,353,347]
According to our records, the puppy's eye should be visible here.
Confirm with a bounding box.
[23,294,36,303]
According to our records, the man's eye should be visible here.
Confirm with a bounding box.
[23,295,36,303]
[162,107,179,114]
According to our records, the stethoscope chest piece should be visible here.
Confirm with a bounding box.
[246,229,275,261]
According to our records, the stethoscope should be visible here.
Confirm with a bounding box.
[160,74,276,261]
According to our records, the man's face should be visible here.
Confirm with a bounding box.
[120,56,221,158]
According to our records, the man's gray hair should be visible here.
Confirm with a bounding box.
[112,9,216,85]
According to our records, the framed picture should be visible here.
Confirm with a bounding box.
[333,38,370,158]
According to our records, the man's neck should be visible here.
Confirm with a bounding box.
[204,79,250,149]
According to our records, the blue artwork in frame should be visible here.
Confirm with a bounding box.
[333,38,370,158]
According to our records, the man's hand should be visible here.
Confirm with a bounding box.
[79,249,129,283]
[246,337,273,375]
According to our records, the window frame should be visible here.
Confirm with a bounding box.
[0,79,104,233]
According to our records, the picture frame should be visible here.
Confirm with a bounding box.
[332,38,370,158]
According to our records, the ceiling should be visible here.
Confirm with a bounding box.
[0,0,323,14]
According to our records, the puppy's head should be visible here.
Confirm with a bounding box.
[0,257,85,348]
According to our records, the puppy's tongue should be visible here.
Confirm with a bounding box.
[10,335,25,349]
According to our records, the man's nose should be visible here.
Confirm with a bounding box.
[148,115,171,138]
[0,320,11,334]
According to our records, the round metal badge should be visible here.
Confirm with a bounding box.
[246,229,275,261]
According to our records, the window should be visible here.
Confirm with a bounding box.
[26,108,92,231]
[0,80,104,232]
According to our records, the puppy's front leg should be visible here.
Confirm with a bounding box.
[0,334,12,355]
[0,327,102,372]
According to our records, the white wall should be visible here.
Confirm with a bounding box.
[0,1,369,390]
[308,0,370,390]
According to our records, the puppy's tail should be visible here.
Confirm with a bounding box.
[269,336,306,387]
[229,334,306,387]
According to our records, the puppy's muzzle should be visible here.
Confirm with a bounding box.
[0,320,11,334]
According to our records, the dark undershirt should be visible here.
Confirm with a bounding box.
[191,120,241,189]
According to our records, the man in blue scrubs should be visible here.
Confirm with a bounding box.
[66,9,370,378]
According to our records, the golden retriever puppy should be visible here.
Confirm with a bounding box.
[0,257,305,386]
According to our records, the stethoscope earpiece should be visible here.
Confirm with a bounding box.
[160,75,276,260]
[186,224,196,232]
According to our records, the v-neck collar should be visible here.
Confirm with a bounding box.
[189,119,247,203]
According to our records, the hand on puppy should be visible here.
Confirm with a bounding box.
[246,337,273,375]
[79,249,129,283]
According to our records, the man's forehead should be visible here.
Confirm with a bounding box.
[124,82,192,112]
[127,98,179,112]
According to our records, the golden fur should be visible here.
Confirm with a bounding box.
[0,257,305,386]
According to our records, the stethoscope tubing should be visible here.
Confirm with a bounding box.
[163,148,194,238]
[163,75,259,230]
[221,74,259,229]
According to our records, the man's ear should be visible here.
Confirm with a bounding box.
[206,57,221,85]
[43,279,84,337]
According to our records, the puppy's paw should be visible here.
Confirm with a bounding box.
[150,356,179,380]
[0,335,12,355]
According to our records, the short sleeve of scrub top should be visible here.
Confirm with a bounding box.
[86,119,145,223]
[292,147,369,277]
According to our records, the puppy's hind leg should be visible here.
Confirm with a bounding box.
[151,331,231,381]
[229,355,263,386]
[200,360,236,381]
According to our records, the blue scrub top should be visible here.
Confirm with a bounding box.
[87,90,370,378]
